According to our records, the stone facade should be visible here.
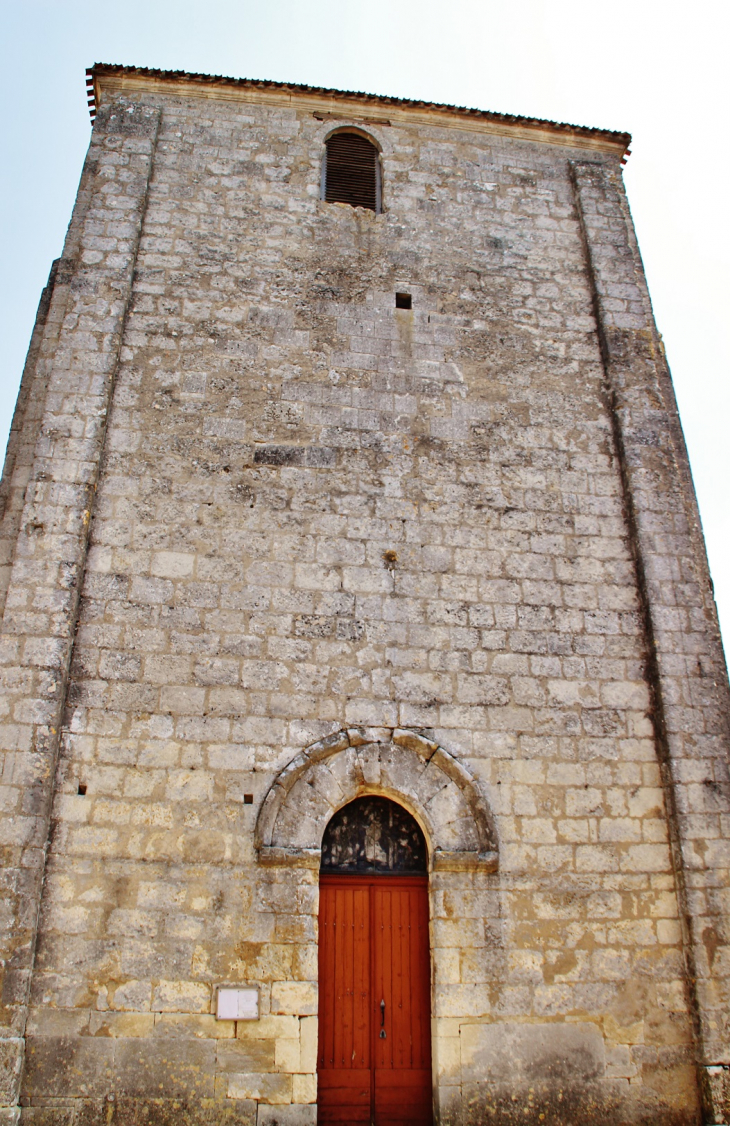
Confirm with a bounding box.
[0,64,729,1125]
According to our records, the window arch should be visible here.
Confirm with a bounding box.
[322,130,382,213]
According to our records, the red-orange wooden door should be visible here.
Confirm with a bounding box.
[318,874,432,1126]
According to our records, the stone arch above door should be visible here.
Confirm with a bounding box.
[255,728,498,872]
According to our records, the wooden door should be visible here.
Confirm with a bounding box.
[318,874,432,1126]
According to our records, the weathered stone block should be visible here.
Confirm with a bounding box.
[270,983,316,1017]
[298,1018,317,1075]
[22,1037,114,1097]
[257,1105,316,1126]
[115,1038,216,1098]
[217,1039,276,1073]
[0,1039,22,1106]
[460,1020,605,1085]
[226,1072,291,1103]
[151,980,211,1013]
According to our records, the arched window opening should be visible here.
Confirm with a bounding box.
[323,132,381,213]
[320,795,427,874]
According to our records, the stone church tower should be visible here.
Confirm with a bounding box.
[0,63,729,1126]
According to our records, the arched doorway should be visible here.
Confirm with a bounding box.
[317,796,433,1126]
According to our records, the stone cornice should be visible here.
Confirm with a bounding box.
[87,63,631,158]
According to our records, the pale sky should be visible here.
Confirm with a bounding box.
[1,0,728,653]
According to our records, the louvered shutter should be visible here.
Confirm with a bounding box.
[324,133,380,212]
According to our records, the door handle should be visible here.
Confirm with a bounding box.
[380,999,385,1027]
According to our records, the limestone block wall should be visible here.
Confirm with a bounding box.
[0,70,728,1125]
[0,99,161,1121]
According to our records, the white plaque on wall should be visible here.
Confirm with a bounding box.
[216,987,259,1021]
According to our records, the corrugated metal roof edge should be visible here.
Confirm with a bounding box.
[86,63,632,155]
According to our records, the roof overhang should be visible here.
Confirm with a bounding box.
[86,64,631,160]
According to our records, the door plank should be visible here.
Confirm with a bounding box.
[354,882,369,1069]
[318,1068,372,1120]
[375,1068,433,1126]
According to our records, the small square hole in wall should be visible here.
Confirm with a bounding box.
[395,292,412,309]
[243,793,254,805]
[78,784,87,796]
